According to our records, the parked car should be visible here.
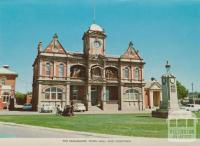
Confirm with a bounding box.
[73,103,86,112]
[39,103,54,113]
[185,104,200,112]
[22,103,32,110]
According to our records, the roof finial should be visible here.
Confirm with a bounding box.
[53,33,58,40]
[37,41,42,54]
[129,41,133,47]
[93,0,96,23]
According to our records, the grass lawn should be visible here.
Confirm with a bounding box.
[0,113,199,138]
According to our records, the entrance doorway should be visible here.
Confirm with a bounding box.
[106,86,118,101]
[91,86,99,106]
[153,91,160,107]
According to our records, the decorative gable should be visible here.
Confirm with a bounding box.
[150,83,161,90]
[121,41,142,60]
[43,33,67,54]
[145,79,162,90]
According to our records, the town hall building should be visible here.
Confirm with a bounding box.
[32,23,146,111]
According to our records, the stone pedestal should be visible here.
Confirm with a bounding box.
[168,110,193,119]
[152,109,168,118]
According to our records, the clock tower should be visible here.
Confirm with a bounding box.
[82,23,106,56]
[161,61,179,110]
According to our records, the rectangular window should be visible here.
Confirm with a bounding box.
[57,93,62,100]
[0,79,6,85]
[135,68,139,80]
[46,63,51,76]
[51,93,56,100]
[45,93,50,100]
[59,64,64,77]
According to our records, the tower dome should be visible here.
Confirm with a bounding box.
[89,23,103,32]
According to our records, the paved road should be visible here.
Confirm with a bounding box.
[0,109,151,115]
[0,123,109,138]
[0,123,200,146]
[0,110,53,115]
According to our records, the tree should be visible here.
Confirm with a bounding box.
[176,81,188,99]
[15,91,25,105]
[198,93,200,99]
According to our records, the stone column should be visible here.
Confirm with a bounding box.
[88,64,91,80]
[53,61,56,80]
[119,85,124,110]
[39,59,42,79]
[38,59,42,77]
[87,85,91,107]
[142,86,145,110]
[66,84,70,105]
[38,84,42,111]
[67,63,70,81]
[102,85,106,110]
[160,91,162,106]
[150,91,154,109]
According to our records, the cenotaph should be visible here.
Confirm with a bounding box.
[152,61,193,118]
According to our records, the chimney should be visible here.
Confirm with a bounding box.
[3,65,9,69]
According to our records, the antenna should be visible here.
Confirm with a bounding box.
[93,0,96,23]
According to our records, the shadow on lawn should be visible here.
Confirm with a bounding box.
[135,115,151,118]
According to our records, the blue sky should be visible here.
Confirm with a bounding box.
[0,0,200,93]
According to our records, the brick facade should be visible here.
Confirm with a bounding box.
[32,23,145,112]
[0,66,18,110]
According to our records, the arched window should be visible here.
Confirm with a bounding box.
[59,64,64,77]
[46,62,51,76]
[124,67,129,79]
[91,66,102,78]
[44,87,63,100]
[135,67,139,80]
[124,89,140,101]
[70,65,86,78]
[105,67,118,79]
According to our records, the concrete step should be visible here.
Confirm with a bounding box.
[104,104,119,111]
[88,106,102,112]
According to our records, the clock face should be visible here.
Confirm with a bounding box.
[93,40,101,49]
[170,78,175,84]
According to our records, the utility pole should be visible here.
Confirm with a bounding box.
[192,83,195,105]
